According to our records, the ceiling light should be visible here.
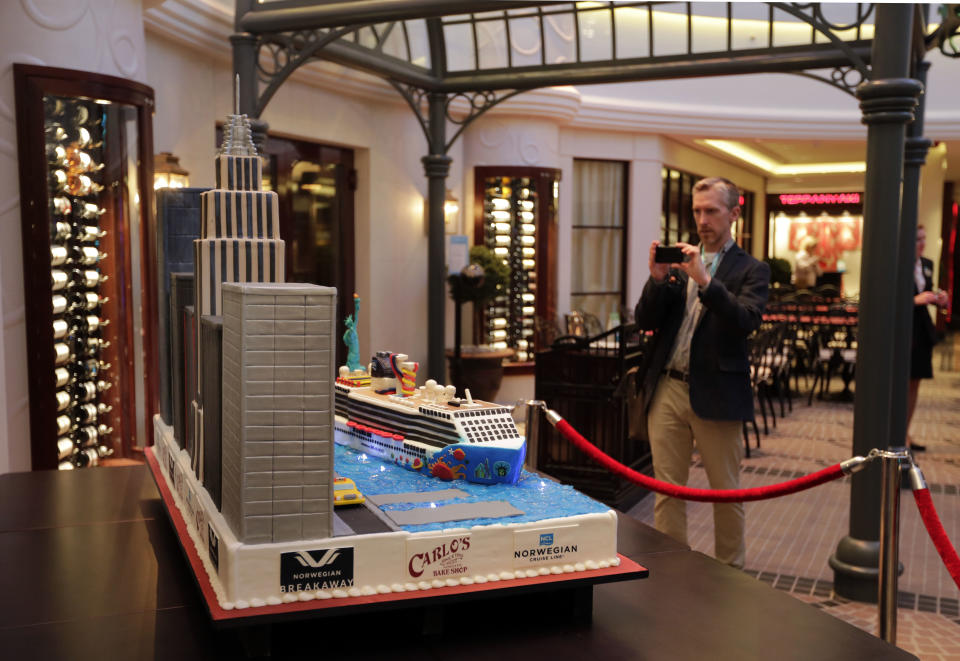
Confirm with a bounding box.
[699,139,865,176]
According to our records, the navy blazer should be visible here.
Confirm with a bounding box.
[634,244,770,421]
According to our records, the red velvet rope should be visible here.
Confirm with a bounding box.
[912,488,960,591]
[555,418,845,503]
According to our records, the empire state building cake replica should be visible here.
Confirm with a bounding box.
[153,112,619,611]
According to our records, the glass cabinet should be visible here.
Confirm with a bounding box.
[14,65,156,469]
[474,166,560,365]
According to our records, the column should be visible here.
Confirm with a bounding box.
[422,91,451,381]
[829,4,923,601]
[890,61,933,456]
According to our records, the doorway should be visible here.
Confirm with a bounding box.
[262,134,356,367]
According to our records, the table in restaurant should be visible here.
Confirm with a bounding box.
[0,465,915,660]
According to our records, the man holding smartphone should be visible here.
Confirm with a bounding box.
[634,177,770,568]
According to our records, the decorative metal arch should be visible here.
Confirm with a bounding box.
[237,2,889,124]
[255,25,361,117]
[390,81,525,154]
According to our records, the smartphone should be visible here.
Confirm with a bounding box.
[654,245,686,264]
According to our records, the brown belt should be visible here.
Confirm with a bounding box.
[663,368,689,383]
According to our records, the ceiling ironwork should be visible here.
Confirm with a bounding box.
[234,2,959,142]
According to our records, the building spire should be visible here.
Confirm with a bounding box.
[219,73,258,156]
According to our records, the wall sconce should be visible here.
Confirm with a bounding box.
[154,151,190,189]
[444,188,460,234]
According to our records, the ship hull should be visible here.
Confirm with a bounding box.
[334,416,526,485]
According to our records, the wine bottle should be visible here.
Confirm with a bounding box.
[53,220,72,240]
[54,367,71,388]
[51,270,69,291]
[69,291,108,311]
[52,169,68,189]
[52,294,68,315]
[56,414,72,436]
[64,146,96,172]
[70,336,110,357]
[67,174,103,197]
[57,437,75,461]
[54,342,72,366]
[70,358,109,380]
[72,269,105,288]
[44,97,65,118]
[50,244,70,266]
[72,246,102,266]
[52,194,72,213]
[76,425,98,446]
[71,447,100,467]
[74,402,97,425]
[75,225,105,242]
[73,380,99,403]
[55,389,72,411]
[45,123,68,143]
[52,318,68,339]
[75,314,108,333]
[46,144,68,166]
[79,203,104,221]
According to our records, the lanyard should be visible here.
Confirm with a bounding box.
[701,243,727,278]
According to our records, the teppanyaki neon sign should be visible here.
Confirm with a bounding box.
[778,193,861,206]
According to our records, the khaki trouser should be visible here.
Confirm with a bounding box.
[647,375,746,568]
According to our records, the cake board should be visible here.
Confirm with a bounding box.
[145,446,648,628]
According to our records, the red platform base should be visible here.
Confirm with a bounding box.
[145,446,648,625]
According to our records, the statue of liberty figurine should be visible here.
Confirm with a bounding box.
[343,293,363,373]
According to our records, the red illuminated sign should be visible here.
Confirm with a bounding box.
[778,193,861,206]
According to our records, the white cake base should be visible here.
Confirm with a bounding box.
[153,416,619,609]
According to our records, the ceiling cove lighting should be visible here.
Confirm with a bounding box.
[700,139,866,176]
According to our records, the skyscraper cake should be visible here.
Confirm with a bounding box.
[191,112,284,480]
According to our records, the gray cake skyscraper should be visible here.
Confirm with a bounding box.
[183,109,337,545]
[191,112,284,478]
[220,282,336,543]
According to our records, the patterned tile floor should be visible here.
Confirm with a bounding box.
[627,335,960,660]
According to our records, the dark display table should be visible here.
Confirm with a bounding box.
[0,466,915,660]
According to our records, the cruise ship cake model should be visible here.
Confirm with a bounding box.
[152,111,619,610]
[335,344,525,485]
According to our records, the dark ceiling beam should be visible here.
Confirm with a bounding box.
[438,44,874,93]
[319,39,442,89]
[239,0,554,34]
[425,17,447,79]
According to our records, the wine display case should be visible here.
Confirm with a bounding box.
[14,65,156,470]
[474,166,560,366]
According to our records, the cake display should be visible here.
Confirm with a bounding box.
[151,111,621,612]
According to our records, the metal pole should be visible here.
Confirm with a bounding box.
[892,59,932,450]
[422,92,451,382]
[830,3,922,602]
[524,400,544,471]
[230,33,269,150]
[878,450,905,644]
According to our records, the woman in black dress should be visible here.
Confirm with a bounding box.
[907,226,949,452]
